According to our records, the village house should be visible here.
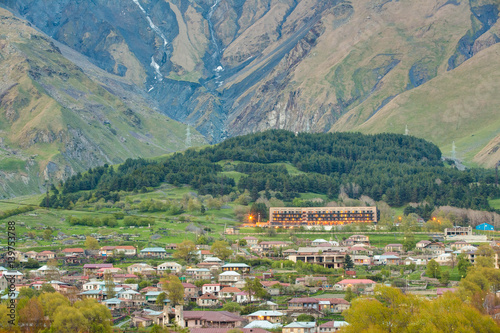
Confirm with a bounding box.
[319,321,349,333]
[157,261,182,273]
[416,240,432,250]
[282,322,316,333]
[384,244,404,253]
[424,242,446,255]
[197,293,219,307]
[246,310,284,323]
[352,255,371,266]
[202,283,221,296]
[174,308,245,329]
[36,251,56,262]
[196,250,214,261]
[221,263,251,273]
[218,271,241,285]
[451,241,471,250]
[220,286,241,300]
[83,264,114,276]
[139,247,168,258]
[99,245,137,257]
[242,236,259,246]
[61,248,85,257]
[316,298,350,313]
[343,235,369,246]
[127,263,155,275]
[182,283,199,300]
[194,268,211,280]
[296,276,328,287]
[288,297,319,311]
[334,279,376,293]
[288,247,346,269]
[258,241,289,252]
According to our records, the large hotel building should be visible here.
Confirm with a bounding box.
[269,206,377,227]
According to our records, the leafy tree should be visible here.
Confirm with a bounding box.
[345,286,356,302]
[18,297,46,333]
[344,254,354,270]
[104,272,116,299]
[457,254,472,277]
[242,279,268,302]
[51,305,89,332]
[440,271,450,285]
[342,285,498,333]
[41,284,56,293]
[211,240,232,261]
[24,258,40,269]
[84,236,99,250]
[173,240,196,263]
[425,259,441,278]
[474,244,495,268]
[156,292,168,305]
[239,239,247,247]
[43,229,53,241]
[161,275,184,305]
[38,292,70,320]
[222,302,242,313]
[403,234,416,252]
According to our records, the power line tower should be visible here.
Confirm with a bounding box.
[451,141,456,160]
[405,124,409,136]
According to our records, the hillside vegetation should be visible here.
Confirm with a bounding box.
[42,130,499,211]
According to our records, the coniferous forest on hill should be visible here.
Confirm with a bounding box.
[42,130,500,212]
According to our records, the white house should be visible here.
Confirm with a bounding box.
[157,262,182,273]
[218,271,241,285]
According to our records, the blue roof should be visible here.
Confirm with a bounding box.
[141,247,167,253]
[476,223,494,231]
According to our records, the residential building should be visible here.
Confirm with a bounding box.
[127,263,154,275]
[99,246,137,257]
[288,247,345,269]
[221,263,251,273]
[269,207,377,227]
[202,284,221,296]
[242,237,258,246]
[319,321,349,333]
[174,308,245,329]
[220,287,241,300]
[197,293,219,307]
[182,283,199,300]
[219,271,241,285]
[36,251,55,262]
[246,310,284,323]
[316,298,350,313]
[139,247,168,258]
[157,262,182,273]
[416,240,431,250]
[61,248,85,257]
[83,264,113,276]
[282,322,316,333]
[334,279,376,293]
[384,244,404,253]
[288,297,319,311]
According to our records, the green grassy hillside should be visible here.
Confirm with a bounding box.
[0,9,206,198]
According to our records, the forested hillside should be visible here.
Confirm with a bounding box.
[41,130,499,213]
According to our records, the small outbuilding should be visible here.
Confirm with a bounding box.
[476,223,494,231]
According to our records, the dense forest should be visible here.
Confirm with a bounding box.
[41,130,499,211]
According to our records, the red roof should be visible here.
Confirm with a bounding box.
[182,283,196,288]
[200,250,213,254]
[289,297,319,303]
[337,279,375,285]
[183,311,244,322]
[199,293,218,300]
[315,298,350,305]
[39,251,55,254]
[61,248,84,253]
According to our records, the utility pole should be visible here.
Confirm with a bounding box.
[496,161,499,186]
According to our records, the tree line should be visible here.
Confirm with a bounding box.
[41,130,500,212]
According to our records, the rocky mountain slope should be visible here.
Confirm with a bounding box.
[1,0,500,167]
[0,9,205,198]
